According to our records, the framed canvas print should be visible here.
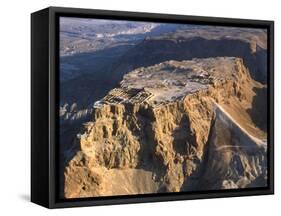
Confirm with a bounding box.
[31,6,274,208]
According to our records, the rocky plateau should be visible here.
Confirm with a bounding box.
[64,57,267,198]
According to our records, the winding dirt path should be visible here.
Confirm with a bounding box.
[214,102,267,148]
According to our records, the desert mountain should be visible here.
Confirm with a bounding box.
[64,57,267,198]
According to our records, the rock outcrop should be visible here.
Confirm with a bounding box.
[64,57,267,198]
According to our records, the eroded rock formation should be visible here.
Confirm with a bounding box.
[64,57,267,198]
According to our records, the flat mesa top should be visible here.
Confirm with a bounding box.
[100,57,240,105]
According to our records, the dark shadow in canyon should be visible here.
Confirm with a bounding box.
[112,37,267,86]
[246,87,268,133]
[172,114,196,156]
[180,113,216,192]
[61,37,267,109]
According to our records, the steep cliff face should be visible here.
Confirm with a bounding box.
[64,57,267,198]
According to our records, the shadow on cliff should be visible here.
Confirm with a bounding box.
[172,115,196,156]
[180,113,216,192]
[131,105,167,181]
[247,87,267,132]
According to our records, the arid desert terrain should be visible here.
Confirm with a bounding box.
[59,18,268,198]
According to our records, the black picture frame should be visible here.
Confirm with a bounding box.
[31,6,274,208]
